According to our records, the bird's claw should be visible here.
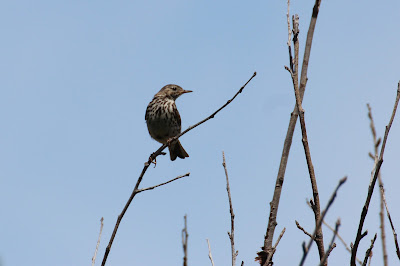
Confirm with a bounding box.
[148,151,167,168]
[148,153,157,168]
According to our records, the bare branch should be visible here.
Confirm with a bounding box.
[261,1,323,264]
[351,82,400,266]
[286,0,291,47]
[322,243,336,264]
[182,215,189,266]
[92,217,104,266]
[367,103,388,266]
[288,12,327,264]
[295,220,313,239]
[222,152,238,266]
[101,72,256,266]
[286,0,294,72]
[274,228,286,249]
[380,185,400,259]
[207,239,215,266]
[322,220,363,265]
[319,219,340,265]
[362,234,377,266]
[136,173,190,193]
[265,228,286,266]
[299,177,347,266]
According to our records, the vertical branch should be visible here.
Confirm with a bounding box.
[260,0,323,263]
[286,13,326,264]
[351,82,400,266]
[182,215,189,266]
[367,104,388,266]
[380,186,400,259]
[222,152,238,266]
[92,217,104,266]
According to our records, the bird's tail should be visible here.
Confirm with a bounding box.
[169,140,189,161]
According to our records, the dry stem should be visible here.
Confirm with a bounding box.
[319,219,340,265]
[222,152,238,266]
[182,215,188,266]
[207,239,215,266]
[322,219,363,265]
[367,103,388,266]
[351,82,400,266]
[287,13,326,264]
[299,177,347,266]
[92,217,104,266]
[362,234,377,266]
[265,228,286,266]
[296,220,313,239]
[260,0,323,264]
[380,185,400,259]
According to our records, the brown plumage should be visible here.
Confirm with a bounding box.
[145,84,192,161]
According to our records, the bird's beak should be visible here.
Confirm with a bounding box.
[182,90,193,94]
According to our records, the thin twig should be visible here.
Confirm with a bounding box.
[273,228,286,250]
[222,152,238,266]
[380,185,400,259]
[101,172,190,266]
[182,215,189,266]
[101,72,256,266]
[351,82,400,266]
[265,228,286,266]
[287,13,326,264]
[295,220,313,239]
[286,0,294,72]
[260,1,323,264]
[362,234,377,266]
[207,239,215,266]
[322,219,363,265]
[319,219,340,265]
[92,217,104,266]
[299,177,347,266]
[136,173,190,193]
[367,103,388,266]
[323,243,336,264]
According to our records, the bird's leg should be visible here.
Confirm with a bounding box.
[147,151,167,168]
[147,153,157,168]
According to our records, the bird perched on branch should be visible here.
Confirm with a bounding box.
[145,84,192,161]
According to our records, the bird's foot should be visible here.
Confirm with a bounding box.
[148,153,158,168]
[147,151,167,168]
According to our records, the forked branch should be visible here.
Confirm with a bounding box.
[260,0,323,264]
[367,103,388,266]
[351,82,400,266]
[299,177,347,266]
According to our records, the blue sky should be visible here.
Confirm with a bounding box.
[1,1,400,265]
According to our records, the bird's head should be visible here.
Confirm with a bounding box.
[156,84,192,100]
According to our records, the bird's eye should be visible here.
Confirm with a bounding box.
[172,87,177,91]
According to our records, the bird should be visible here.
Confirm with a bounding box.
[145,84,192,161]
